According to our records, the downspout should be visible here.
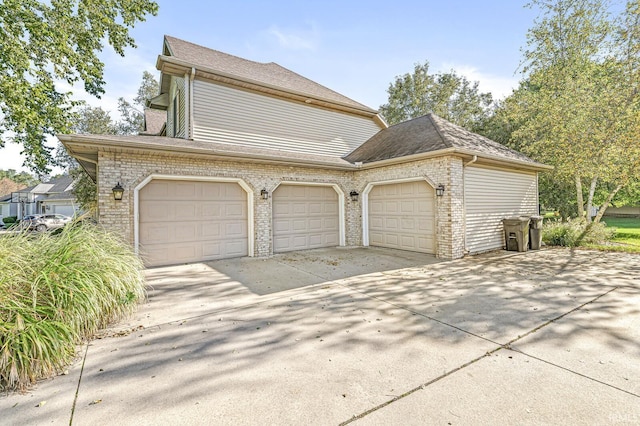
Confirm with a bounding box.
[462,155,478,254]
[189,67,195,139]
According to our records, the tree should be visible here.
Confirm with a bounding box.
[487,0,640,222]
[0,169,38,187]
[115,71,159,134]
[379,61,494,131]
[54,72,160,212]
[0,0,158,175]
[54,106,116,172]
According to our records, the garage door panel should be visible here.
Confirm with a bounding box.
[202,242,221,257]
[308,202,323,214]
[174,224,197,241]
[139,180,248,267]
[292,203,307,214]
[400,201,416,214]
[224,203,245,217]
[140,223,173,244]
[225,222,246,237]
[175,204,197,220]
[202,223,221,237]
[273,185,339,253]
[308,218,323,230]
[368,181,435,254]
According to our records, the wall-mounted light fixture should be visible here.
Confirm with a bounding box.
[260,188,269,200]
[112,182,124,201]
[436,184,445,197]
[349,190,359,202]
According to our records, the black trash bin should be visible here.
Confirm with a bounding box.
[502,217,530,252]
[528,215,543,250]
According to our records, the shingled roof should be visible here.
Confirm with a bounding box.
[344,113,538,165]
[162,35,375,113]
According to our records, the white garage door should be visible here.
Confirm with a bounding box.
[139,180,248,267]
[368,181,435,253]
[465,166,538,254]
[272,185,339,253]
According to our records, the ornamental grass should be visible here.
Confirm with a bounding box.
[0,223,145,391]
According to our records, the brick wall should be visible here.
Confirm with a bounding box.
[97,151,465,260]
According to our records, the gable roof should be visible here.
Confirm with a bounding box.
[158,35,377,115]
[8,175,74,196]
[344,113,546,168]
[141,108,166,135]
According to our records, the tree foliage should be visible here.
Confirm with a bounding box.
[55,72,159,212]
[379,61,494,131]
[0,169,38,187]
[114,71,159,134]
[0,0,158,175]
[487,0,640,221]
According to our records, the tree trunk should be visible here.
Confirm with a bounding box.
[575,174,585,219]
[593,184,624,224]
[585,176,598,224]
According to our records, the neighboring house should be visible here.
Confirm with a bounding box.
[0,175,81,221]
[60,35,551,267]
[604,205,640,218]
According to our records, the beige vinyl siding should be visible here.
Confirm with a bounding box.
[464,166,538,254]
[192,80,381,156]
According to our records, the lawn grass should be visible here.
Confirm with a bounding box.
[589,216,640,253]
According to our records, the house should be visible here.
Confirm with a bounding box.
[604,204,640,218]
[59,35,551,267]
[0,175,81,221]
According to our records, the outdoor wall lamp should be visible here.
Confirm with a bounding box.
[436,184,445,197]
[261,188,269,200]
[350,190,359,202]
[112,182,124,201]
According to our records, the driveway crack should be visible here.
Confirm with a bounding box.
[335,282,628,423]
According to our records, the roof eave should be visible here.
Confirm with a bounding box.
[57,135,357,174]
[358,148,552,172]
[156,55,380,118]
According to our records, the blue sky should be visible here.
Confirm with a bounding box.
[1,0,539,173]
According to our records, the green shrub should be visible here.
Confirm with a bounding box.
[0,223,146,391]
[2,216,17,224]
[542,218,616,247]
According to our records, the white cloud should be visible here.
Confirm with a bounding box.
[440,62,520,100]
[267,23,319,51]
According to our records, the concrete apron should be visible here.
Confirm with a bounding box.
[2,247,639,425]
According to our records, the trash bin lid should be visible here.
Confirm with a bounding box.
[502,217,524,225]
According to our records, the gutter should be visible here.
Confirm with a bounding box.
[58,135,357,171]
[358,148,552,172]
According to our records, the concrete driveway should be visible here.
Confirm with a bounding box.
[2,247,639,425]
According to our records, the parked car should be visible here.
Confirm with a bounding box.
[23,214,73,232]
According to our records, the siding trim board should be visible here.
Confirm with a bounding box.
[134,174,255,262]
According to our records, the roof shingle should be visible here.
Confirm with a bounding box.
[163,35,376,113]
[344,113,537,165]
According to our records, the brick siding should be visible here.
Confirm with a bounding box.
[97,151,465,260]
